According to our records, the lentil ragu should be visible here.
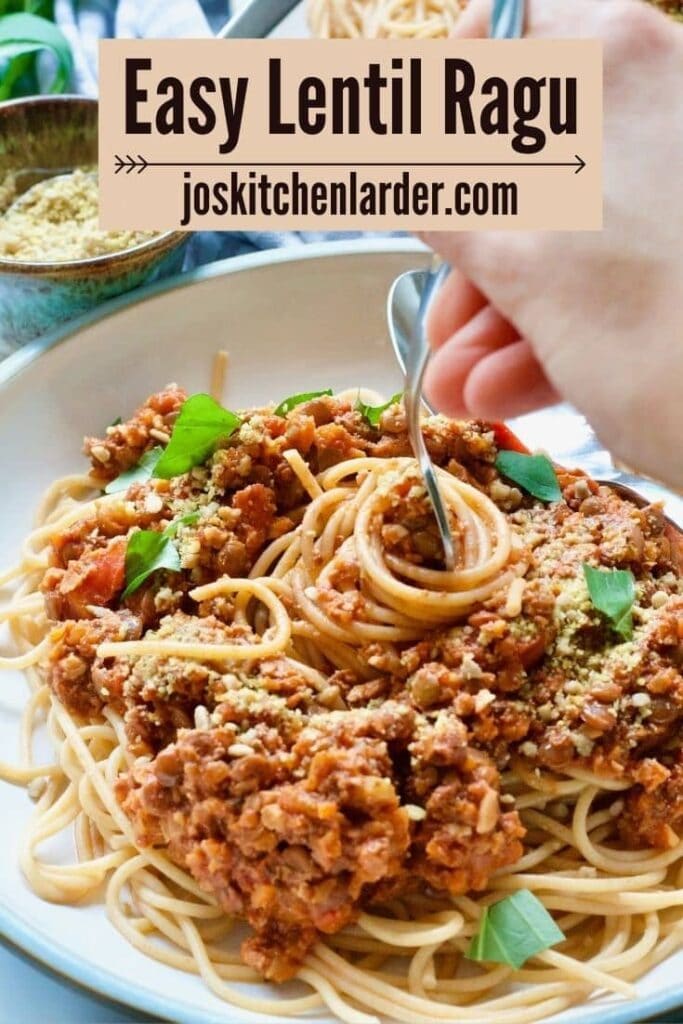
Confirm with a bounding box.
[37,386,683,981]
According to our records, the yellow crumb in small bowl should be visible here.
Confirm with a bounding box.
[0,168,157,263]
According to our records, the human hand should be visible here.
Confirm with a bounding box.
[423,0,683,489]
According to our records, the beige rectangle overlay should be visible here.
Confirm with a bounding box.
[99,39,602,232]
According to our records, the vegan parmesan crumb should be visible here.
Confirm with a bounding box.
[0,168,157,262]
[0,172,17,212]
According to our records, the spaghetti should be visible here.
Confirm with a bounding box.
[306,0,683,38]
[2,381,683,1024]
[307,0,466,39]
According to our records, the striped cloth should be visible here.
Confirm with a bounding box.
[55,0,226,96]
[54,0,373,264]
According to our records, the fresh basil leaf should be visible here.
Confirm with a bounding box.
[122,530,180,600]
[122,513,199,598]
[274,390,333,417]
[0,13,72,99]
[164,511,200,538]
[495,451,562,504]
[466,890,565,970]
[122,507,202,598]
[104,447,163,495]
[356,391,403,428]
[153,394,241,480]
[583,564,636,640]
[110,416,123,427]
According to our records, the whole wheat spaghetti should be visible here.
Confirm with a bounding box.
[308,0,466,39]
[1,377,683,1023]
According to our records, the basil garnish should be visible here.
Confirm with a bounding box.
[356,391,403,428]
[495,451,562,503]
[153,394,241,480]
[466,890,565,970]
[164,511,200,537]
[105,447,163,495]
[582,564,636,640]
[122,513,200,599]
[274,390,333,417]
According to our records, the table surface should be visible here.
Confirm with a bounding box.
[0,935,153,1023]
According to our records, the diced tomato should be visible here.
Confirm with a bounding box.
[58,536,127,617]
[492,422,529,455]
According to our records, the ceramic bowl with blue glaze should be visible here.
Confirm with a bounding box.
[0,95,189,356]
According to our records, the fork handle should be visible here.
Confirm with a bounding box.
[403,262,451,383]
[491,0,526,39]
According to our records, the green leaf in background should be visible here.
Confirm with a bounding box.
[466,890,565,970]
[582,564,636,640]
[356,391,403,428]
[104,447,163,495]
[153,394,241,480]
[495,450,562,504]
[0,2,53,15]
[274,389,333,417]
[0,11,72,100]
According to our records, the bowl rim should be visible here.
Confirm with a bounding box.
[0,94,185,274]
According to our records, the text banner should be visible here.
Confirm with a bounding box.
[99,39,603,232]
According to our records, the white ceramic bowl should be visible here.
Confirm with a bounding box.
[1,239,681,1024]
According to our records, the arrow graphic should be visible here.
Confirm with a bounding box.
[114,154,587,174]
[114,154,149,175]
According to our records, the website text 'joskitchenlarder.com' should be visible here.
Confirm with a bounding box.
[179,169,518,225]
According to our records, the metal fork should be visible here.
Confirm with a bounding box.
[491,0,526,39]
[398,257,456,571]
